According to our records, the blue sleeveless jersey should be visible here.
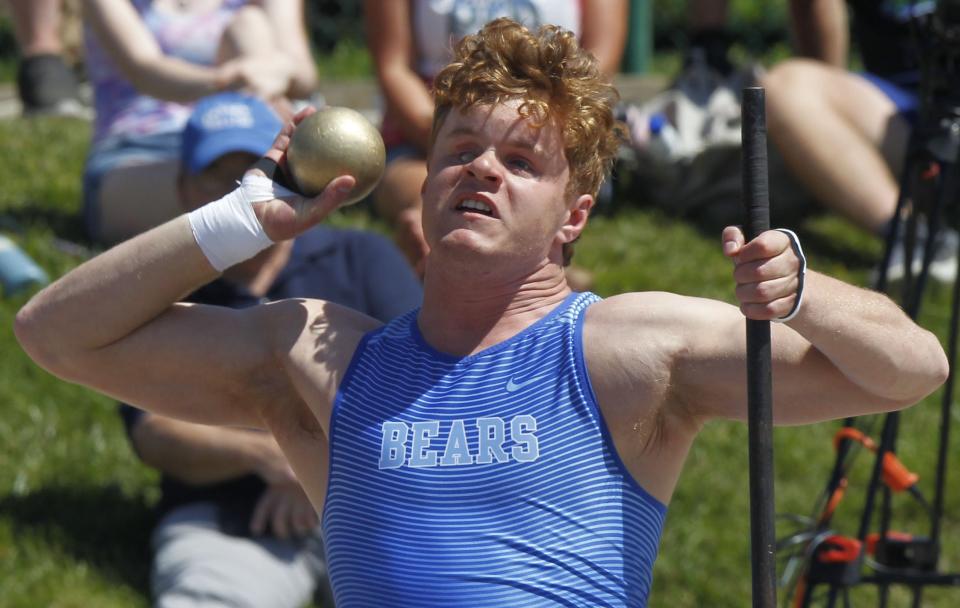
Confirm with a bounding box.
[323,292,667,607]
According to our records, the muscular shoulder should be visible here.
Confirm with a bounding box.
[586,291,724,338]
[583,292,691,385]
[262,297,381,364]
[254,298,383,428]
[582,292,736,438]
[587,291,740,336]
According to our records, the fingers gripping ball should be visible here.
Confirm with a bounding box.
[285,106,385,205]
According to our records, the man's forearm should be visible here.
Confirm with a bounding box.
[785,272,947,403]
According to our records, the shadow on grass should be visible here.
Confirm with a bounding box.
[614,187,879,271]
[0,484,154,591]
[790,224,879,269]
[1,206,89,245]
[611,151,883,271]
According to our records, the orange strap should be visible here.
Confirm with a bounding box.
[818,535,863,564]
[832,428,918,492]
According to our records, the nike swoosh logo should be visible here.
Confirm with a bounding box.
[505,374,545,392]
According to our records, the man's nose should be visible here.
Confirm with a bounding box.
[465,150,502,185]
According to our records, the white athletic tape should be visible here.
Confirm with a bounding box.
[187,173,296,272]
[773,228,806,323]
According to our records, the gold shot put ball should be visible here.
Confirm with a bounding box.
[285,106,386,205]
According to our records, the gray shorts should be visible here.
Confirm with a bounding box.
[150,502,328,608]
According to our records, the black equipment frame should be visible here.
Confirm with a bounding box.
[784,5,960,605]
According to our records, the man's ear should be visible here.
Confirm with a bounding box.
[557,194,594,244]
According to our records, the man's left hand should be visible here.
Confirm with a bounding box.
[723,226,802,321]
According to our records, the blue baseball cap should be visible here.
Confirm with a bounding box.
[181,92,283,174]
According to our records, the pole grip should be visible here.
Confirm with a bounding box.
[741,86,777,608]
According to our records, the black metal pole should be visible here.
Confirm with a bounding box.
[930,164,959,548]
[742,86,777,608]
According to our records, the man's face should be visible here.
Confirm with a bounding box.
[179,151,259,212]
[421,100,590,268]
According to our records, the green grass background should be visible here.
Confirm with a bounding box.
[1,14,959,604]
[2,112,958,607]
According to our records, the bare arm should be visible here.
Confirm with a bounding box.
[580,0,629,76]
[131,414,289,485]
[590,230,946,431]
[15,114,357,428]
[131,413,320,538]
[584,229,945,505]
[83,0,300,102]
[260,0,318,97]
[364,0,434,151]
[789,0,849,67]
[673,228,947,424]
[84,0,230,101]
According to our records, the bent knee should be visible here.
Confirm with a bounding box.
[227,4,271,33]
[761,59,849,99]
[218,5,274,59]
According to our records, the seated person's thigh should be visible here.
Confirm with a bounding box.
[83,132,182,245]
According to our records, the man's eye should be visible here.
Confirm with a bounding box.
[510,158,533,172]
[457,150,477,163]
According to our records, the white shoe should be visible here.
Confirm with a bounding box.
[881,221,959,284]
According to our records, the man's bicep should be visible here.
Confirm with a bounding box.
[666,297,757,423]
[671,301,903,426]
[75,303,284,428]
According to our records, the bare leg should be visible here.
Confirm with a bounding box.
[685,0,732,74]
[96,160,181,246]
[8,0,84,114]
[217,5,277,62]
[764,59,910,233]
[99,160,182,245]
[373,158,429,277]
[7,0,63,55]
[216,5,294,118]
[94,6,289,244]
[687,0,728,31]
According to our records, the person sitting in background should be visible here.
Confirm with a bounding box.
[81,0,317,245]
[764,0,957,282]
[620,0,849,231]
[364,0,628,279]
[14,19,947,606]
[7,0,85,116]
[680,0,847,79]
[119,92,422,607]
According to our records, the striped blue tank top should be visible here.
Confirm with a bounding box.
[323,292,667,607]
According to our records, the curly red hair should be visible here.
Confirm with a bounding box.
[431,17,622,200]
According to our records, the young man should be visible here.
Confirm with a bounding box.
[16,18,948,607]
[119,92,422,607]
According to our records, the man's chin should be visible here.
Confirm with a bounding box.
[432,231,508,262]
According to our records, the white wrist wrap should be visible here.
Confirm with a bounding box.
[773,228,807,323]
[187,173,296,272]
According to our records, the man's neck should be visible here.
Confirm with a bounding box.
[418,259,572,357]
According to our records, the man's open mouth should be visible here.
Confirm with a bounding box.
[456,198,495,217]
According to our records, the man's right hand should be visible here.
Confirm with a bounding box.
[249,107,357,242]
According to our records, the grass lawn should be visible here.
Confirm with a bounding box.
[0,113,958,608]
